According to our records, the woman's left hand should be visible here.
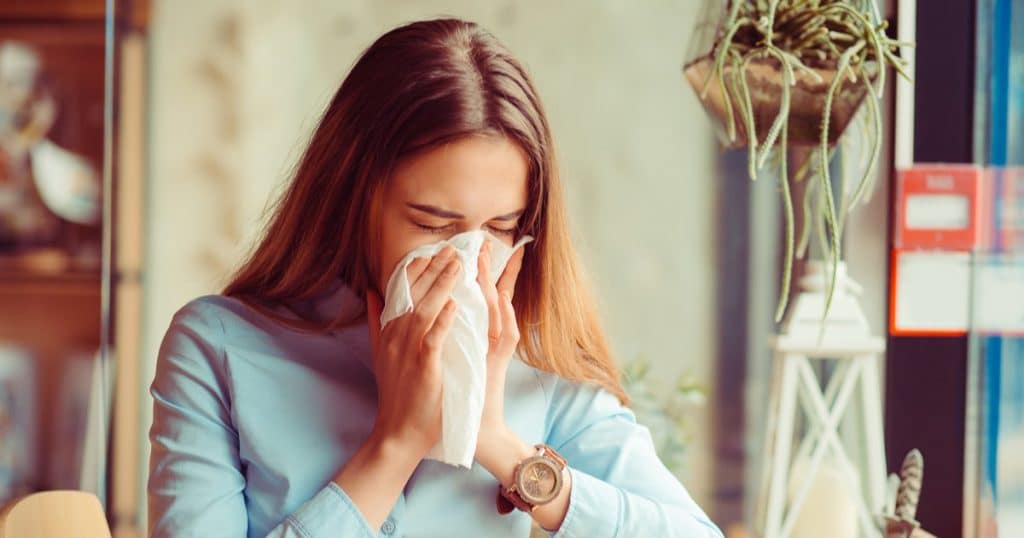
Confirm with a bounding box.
[473,242,572,531]
[475,240,525,449]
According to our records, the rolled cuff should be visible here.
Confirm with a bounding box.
[548,468,721,538]
[274,482,376,538]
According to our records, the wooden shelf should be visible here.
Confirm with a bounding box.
[0,273,102,507]
[0,270,101,296]
[0,0,150,29]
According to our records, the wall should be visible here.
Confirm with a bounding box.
[141,0,718,525]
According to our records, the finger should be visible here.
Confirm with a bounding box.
[383,255,429,295]
[422,298,457,358]
[476,241,502,343]
[496,247,525,299]
[496,290,520,358]
[410,245,456,303]
[408,257,461,338]
[405,255,430,284]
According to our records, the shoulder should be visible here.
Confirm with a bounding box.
[529,365,625,411]
[154,295,309,400]
[156,295,247,369]
[508,358,601,408]
[169,294,259,328]
[157,295,271,374]
[516,362,635,438]
[166,294,299,348]
[168,295,230,331]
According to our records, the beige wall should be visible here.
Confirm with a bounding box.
[141,0,718,523]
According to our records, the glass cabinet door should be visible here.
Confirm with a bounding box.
[967,1,1024,536]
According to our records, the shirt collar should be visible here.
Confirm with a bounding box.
[290,279,374,370]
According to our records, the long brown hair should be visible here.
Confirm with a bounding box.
[223,18,627,404]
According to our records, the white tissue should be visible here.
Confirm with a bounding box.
[380,230,533,468]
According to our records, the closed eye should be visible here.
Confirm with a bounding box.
[414,222,517,237]
[488,225,517,237]
[414,222,452,234]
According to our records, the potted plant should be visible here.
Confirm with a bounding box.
[621,358,706,479]
[684,0,912,322]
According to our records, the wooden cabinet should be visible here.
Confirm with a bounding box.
[0,1,149,30]
[0,3,148,537]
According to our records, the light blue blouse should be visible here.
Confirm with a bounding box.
[147,282,722,537]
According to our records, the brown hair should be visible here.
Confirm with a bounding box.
[223,18,627,404]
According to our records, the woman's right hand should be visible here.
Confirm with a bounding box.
[364,245,461,459]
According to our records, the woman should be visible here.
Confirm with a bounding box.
[148,18,721,538]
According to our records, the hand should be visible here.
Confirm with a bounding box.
[471,243,572,531]
[475,240,525,451]
[364,246,461,459]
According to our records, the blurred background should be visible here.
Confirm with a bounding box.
[0,1,1021,537]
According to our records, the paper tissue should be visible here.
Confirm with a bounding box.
[380,230,532,468]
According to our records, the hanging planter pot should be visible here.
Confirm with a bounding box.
[683,55,875,149]
[683,0,912,323]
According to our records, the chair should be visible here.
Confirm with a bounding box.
[0,490,111,538]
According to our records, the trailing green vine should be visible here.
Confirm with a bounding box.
[690,0,912,323]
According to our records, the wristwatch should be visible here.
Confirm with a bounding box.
[496,444,567,514]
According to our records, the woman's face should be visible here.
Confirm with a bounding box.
[375,135,529,292]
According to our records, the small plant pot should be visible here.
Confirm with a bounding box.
[684,54,876,149]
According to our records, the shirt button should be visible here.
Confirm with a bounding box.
[380,518,396,535]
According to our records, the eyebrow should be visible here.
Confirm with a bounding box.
[406,203,524,221]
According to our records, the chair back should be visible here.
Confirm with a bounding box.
[0,490,111,538]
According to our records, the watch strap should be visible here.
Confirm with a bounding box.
[496,485,531,514]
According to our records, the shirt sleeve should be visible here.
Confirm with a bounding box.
[541,375,723,538]
[147,300,378,538]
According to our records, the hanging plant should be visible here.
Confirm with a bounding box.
[684,0,912,322]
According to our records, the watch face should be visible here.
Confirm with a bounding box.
[517,456,563,505]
